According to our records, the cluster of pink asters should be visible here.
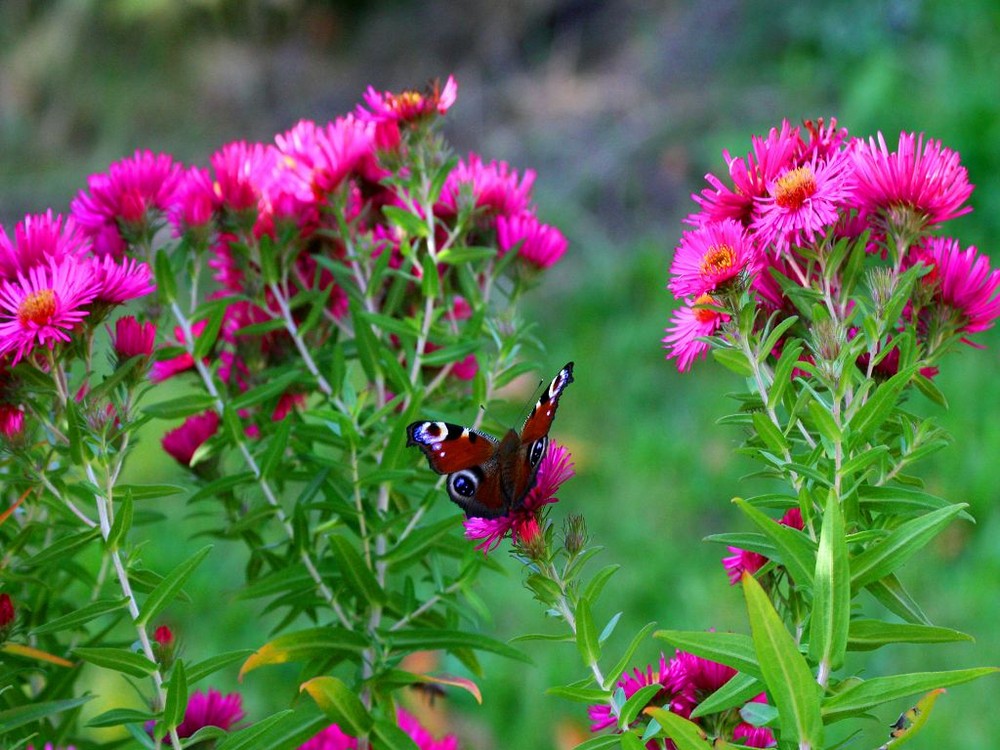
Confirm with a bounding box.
[55,76,565,464]
[663,119,1000,371]
[588,650,775,748]
[299,708,458,750]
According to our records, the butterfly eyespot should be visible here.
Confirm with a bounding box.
[449,470,479,498]
[528,436,548,467]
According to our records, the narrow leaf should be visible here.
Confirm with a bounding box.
[847,619,973,651]
[74,647,157,678]
[107,492,133,550]
[328,535,386,606]
[239,627,368,679]
[690,672,764,718]
[385,628,529,663]
[186,649,256,685]
[743,573,823,746]
[733,498,815,585]
[138,545,213,626]
[808,490,850,672]
[0,696,93,731]
[163,659,188,732]
[300,676,373,737]
[849,366,916,440]
[604,622,657,689]
[653,630,760,679]
[576,597,601,668]
[644,707,713,750]
[30,598,128,636]
[878,688,946,747]
[216,706,327,750]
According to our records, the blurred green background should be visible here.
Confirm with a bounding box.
[2,0,998,747]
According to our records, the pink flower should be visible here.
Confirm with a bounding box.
[112,316,157,359]
[662,294,729,372]
[909,237,1000,340]
[0,404,24,438]
[669,219,759,297]
[27,745,77,750]
[150,321,206,382]
[733,723,777,748]
[274,116,377,201]
[675,649,736,694]
[299,708,457,750]
[168,166,216,232]
[797,117,849,162]
[0,259,100,364]
[439,154,536,218]
[357,75,458,149]
[0,211,91,278]
[852,132,973,231]
[496,212,568,269]
[0,592,14,630]
[161,411,220,466]
[71,150,183,256]
[154,624,174,647]
[690,120,801,227]
[89,255,155,304]
[751,151,854,253]
[588,654,687,732]
[146,688,244,744]
[463,442,574,553]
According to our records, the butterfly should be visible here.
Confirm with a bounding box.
[407,362,574,518]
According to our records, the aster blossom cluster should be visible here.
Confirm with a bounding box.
[664,118,1000,372]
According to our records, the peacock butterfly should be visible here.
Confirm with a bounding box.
[407,362,574,518]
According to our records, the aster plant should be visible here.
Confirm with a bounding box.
[0,76,567,749]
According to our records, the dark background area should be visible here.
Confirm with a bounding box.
[1,1,998,747]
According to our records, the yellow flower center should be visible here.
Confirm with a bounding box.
[390,91,425,114]
[700,244,736,277]
[17,289,57,327]
[774,166,817,210]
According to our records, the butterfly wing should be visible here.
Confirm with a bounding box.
[406,421,509,518]
[502,362,576,510]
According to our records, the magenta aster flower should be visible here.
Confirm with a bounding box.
[852,131,973,230]
[439,154,536,218]
[669,219,759,297]
[0,404,24,438]
[274,116,377,200]
[161,410,220,467]
[0,592,14,629]
[463,442,575,553]
[675,649,737,694]
[299,709,457,750]
[112,315,156,359]
[690,120,801,227]
[168,166,216,233]
[26,744,77,750]
[797,117,848,162]
[496,212,568,269]
[71,150,183,256]
[210,141,277,217]
[0,211,91,278]
[588,654,688,732]
[357,75,458,150]
[150,321,206,382]
[910,237,1000,340]
[89,255,155,304]
[751,152,854,253]
[733,723,777,748]
[0,259,100,364]
[662,294,729,372]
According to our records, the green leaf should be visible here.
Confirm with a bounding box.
[752,412,789,454]
[808,491,850,673]
[849,365,917,440]
[733,498,815,585]
[0,696,93,731]
[768,341,804,410]
[583,564,621,606]
[114,484,186,501]
[137,545,213,626]
[350,308,379,381]
[619,683,664,726]
[419,339,480,367]
[30,597,129,636]
[193,301,228,359]
[107,492,133,550]
[186,649,256,685]
[144,393,218,419]
[240,627,368,678]
[546,686,610,703]
[570,735,623,750]
[24,527,101,568]
[380,517,458,567]
[857,485,974,521]
[822,667,999,722]
[604,622,657,689]
[217,706,327,750]
[807,398,842,448]
[155,248,177,303]
[420,251,440,298]
[743,573,823,746]
[620,732,648,750]
[86,707,156,728]
[73,647,158,678]
[259,417,292,479]
[644,707,713,749]
[866,574,931,625]
[437,246,497,265]
[576,597,601,668]
[759,316,800,364]
[846,620,974,651]
[653,630,760,679]
[229,370,301,411]
[382,205,429,239]
[300,676,373,736]
[877,688,946,748]
[163,658,188,733]
[690,672,764,718]
[851,505,966,590]
[328,535,386,606]
[712,348,753,376]
[385,628,529,663]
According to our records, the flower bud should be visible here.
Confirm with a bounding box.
[564,514,588,556]
[0,593,15,640]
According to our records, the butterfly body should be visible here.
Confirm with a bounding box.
[407,362,574,518]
